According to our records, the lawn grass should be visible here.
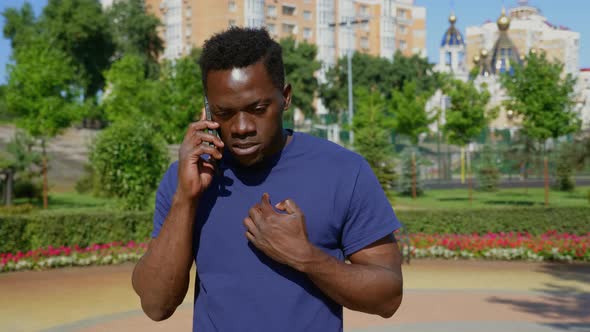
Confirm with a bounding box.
[392,186,590,210]
[13,192,117,212]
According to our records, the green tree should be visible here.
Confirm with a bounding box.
[90,121,169,210]
[352,87,396,193]
[500,52,579,143]
[5,36,82,208]
[159,50,205,144]
[319,51,438,116]
[0,131,43,205]
[39,0,115,98]
[390,81,432,144]
[102,54,161,124]
[475,144,500,191]
[442,79,491,146]
[280,38,320,121]
[106,0,163,78]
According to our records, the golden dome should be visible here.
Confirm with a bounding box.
[519,54,526,61]
[497,7,510,31]
[449,13,457,25]
[473,55,481,64]
[480,48,489,58]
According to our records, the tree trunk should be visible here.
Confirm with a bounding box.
[467,150,472,204]
[6,170,14,206]
[544,156,549,207]
[411,151,417,200]
[42,140,48,209]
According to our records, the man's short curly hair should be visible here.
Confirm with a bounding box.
[199,27,285,92]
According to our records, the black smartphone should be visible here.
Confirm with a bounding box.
[204,97,221,173]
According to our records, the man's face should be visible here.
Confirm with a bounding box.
[206,61,291,167]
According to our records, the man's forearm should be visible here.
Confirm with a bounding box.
[298,246,403,318]
[132,193,197,321]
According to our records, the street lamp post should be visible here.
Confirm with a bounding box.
[329,18,369,146]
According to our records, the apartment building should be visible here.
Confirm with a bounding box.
[144,0,427,65]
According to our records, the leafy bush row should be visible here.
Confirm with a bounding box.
[2,207,590,254]
[396,207,590,235]
[0,210,152,254]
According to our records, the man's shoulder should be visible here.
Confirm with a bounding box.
[294,132,365,166]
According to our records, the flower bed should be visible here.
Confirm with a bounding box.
[399,231,590,262]
[0,241,147,272]
[1,232,589,272]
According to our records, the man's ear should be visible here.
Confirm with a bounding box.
[282,84,292,110]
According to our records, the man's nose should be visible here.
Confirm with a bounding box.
[231,112,256,137]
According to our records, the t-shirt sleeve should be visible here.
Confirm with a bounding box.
[341,159,401,257]
[152,162,177,239]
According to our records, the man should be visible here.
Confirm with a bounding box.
[132,27,403,332]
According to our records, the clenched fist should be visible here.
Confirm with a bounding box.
[244,193,314,271]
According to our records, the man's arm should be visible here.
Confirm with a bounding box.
[132,116,224,321]
[131,195,197,321]
[297,234,403,318]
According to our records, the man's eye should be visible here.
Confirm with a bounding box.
[253,106,268,114]
[214,111,231,118]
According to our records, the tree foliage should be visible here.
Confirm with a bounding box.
[38,0,115,98]
[352,88,396,193]
[6,35,82,139]
[159,49,205,143]
[1,2,36,50]
[90,121,169,210]
[320,51,438,116]
[442,79,491,146]
[500,52,579,142]
[102,54,161,125]
[280,38,320,119]
[389,81,433,144]
[106,0,163,78]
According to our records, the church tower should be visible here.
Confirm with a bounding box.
[438,12,466,75]
[490,7,522,74]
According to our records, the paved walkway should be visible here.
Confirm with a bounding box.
[1,260,589,332]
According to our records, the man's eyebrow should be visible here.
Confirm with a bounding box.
[214,99,270,111]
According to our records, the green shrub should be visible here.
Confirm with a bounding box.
[90,122,169,210]
[13,178,42,201]
[3,206,590,254]
[396,207,590,235]
[0,210,152,254]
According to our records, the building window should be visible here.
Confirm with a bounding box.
[360,5,368,16]
[229,19,236,27]
[304,27,312,39]
[445,51,452,65]
[229,1,236,12]
[267,23,276,34]
[282,23,296,35]
[304,10,312,20]
[267,5,276,17]
[360,36,369,49]
[397,8,407,18]
[363,21,370,31]
[400,40,407,50]
[282,5,296,16]
[399,25,407,34]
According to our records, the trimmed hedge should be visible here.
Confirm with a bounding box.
[2,206,590,254]
[396,207,590,235]
[0,210,152,254]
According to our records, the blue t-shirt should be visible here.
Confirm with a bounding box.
[152,131,400,332]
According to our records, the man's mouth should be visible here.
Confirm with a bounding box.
[231,142,260,156]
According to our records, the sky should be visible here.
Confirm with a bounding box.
[0,0,589,84]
